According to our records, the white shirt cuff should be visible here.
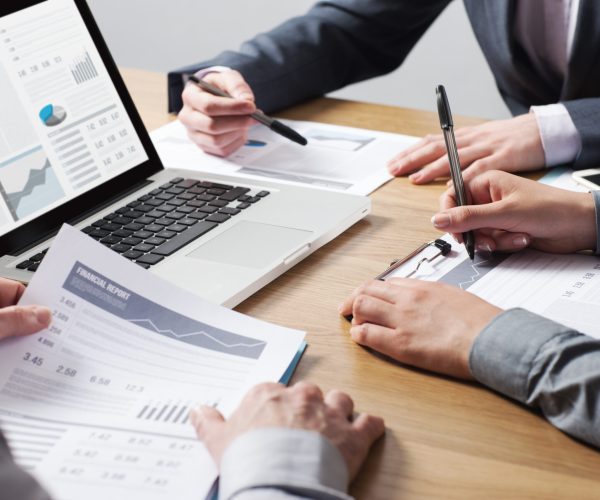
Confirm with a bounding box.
[182,66,231,86]
[530,103,582,167]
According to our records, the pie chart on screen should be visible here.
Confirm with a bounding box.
[39,104,67,127]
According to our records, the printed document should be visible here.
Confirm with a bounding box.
[0,225,305,500]
[151,119,419,195]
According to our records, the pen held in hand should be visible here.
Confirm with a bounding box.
[436,85,475,260]
[188,75,308,146]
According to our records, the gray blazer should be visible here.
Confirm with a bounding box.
[168,0,600,168]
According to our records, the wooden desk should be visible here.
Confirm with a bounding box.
[120,68,600,499]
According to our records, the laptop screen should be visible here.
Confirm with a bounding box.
[0,0,149,238]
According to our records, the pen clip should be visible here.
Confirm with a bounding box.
[436,85,453,130]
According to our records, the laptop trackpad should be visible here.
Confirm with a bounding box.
[187,221,313,269]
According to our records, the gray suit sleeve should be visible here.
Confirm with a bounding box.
[218,428,351,499]
[0,432,52,500]
[168,0,451,113]
[469,308,600,448]
[561,99,600,169]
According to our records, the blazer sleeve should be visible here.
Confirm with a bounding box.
[562,99,600,169]
[168,0,451,113]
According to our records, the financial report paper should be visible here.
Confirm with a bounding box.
[151,119,419,195]
[0,225,305,500]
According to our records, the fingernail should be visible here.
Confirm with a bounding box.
[477,243,492,253]
[32,306,51,327]
[431,213,450,228]
[409,173,420,181]
[513,236,529,248]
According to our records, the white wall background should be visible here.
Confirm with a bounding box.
[87,0,511,120]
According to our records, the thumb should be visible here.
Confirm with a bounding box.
[0,305,51,340]
[220,70,255,102]
[431,202,508,233]
[190,405,225,441]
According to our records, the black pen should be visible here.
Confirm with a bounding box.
[188,75,308,146]
[436,85,475,260]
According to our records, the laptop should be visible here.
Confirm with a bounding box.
[0,0,370,307]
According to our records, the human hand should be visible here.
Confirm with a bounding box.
[387,113,544,184]
[339,279,501,379]
[0,278,51,340]
[178,70,256,157]
[433,170,597,253]
[190,382,385,480]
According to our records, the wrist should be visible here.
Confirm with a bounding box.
[570,192,597,251]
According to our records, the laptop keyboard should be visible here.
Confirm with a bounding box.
[16,177,270,272]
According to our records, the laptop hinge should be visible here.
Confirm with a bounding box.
[12,179,153,256]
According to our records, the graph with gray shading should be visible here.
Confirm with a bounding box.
[0,146,65,220]
[438,252,510,290]
[62,262,267,359]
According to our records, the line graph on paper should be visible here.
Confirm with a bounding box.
[438,252,510,290]
[62,261,267,359]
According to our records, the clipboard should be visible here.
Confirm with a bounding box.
[344,239,452,322]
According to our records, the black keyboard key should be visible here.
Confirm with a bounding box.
[138,194,152,202]
[113,229,133,238]
[156,230,176,239]
[150,188,163,195]
[208,199,228,208]
[101,222,121,232]
[30,253,44,262]
[112,216,133,225]
[198,205,218,214]
[220,187,250,202]
[145,198,163,207]
[177,193,195,201]
[133,230,153,239]
[81,226,94,234]
[116,207,130,215]
[100,235,122,245]
[196,194,215,202]
[156,204,173,212]
[145,237,166,246]
[164,211,185,221]
[247,196,261,203]
[156,193,174,201]
[137,254,164,265]
[127,200,142,208]
[145,224,163,233]
[179,218,198,226]
[135,216,155,225]
[152,221,218,256]
[147,210,164,219]
[159,183,174,190]
[189,212,208,220]
[92,219,106,227]
[206,213,230,223]
[176,206,195,214]
[124,223,144,231]
[237,202,251,209]
[207,188,225,196]
[166,187,185,195]
[137,262,151,269]
[103,213,118,221]
[133,243,155,252]
[136,204,154,213]
[28,263,40,272]
[41,248,48,254]
[208,182,233,190]
[16,260,33,270]
[170,177,184,184]
[165,198,186,207]
[168,224,187,232]
[89,229,110,239]
[155,218,174,227]
[123,250,143,260]
[220,207,241,215]
[256,190,270,197]
[111,244,131,253]
[125,210,143,219]
[189,187,206,195]
[177,179,198,189]
[188,200,206,208]
[121,237,143,246]
[238,195,251,202]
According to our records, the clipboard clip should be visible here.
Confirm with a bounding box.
[375,239,452,281]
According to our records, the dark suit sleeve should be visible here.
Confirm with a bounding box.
[562,99,600,169]
[0,432,52,500]
[168,0,451,113]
